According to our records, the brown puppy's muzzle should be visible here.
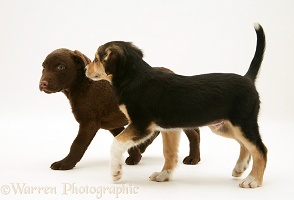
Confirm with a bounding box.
[39,78,61,94]
[39,80,48,91]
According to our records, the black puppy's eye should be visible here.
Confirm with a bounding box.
[57,65,65,71]
[42,63,45,69]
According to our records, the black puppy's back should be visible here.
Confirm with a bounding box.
[122,68,258,129]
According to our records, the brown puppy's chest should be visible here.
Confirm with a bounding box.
[67,82,128,129]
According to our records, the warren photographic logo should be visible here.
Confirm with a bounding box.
[0,183,139,199]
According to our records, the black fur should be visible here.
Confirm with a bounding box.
[97,25,267,156]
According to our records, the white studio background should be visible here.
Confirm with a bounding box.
[0,0,294,200]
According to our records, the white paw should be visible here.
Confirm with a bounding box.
[232,156,251,177]
[239,176,260,188]
[149,170,173,182]
[110,140,125,182]
[111,162,122,182]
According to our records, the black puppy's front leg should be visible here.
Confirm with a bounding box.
[109,127,143,165]
[51,122,99,170]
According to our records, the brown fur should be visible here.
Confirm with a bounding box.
[39,48,201,170]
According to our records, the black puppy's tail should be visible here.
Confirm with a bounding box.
[244,23,266,82]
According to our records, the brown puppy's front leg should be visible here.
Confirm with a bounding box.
[51,122,99,170]
[136,131,160,154]
[126,147,142,165]
[183,128,201,165]
[125,130,161,165]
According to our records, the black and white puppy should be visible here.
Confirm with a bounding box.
[86,23,267,188]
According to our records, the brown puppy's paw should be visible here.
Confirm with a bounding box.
[125,154,142,165]
[50,160,76,170]
[183,156,200,165]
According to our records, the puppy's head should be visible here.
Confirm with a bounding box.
[85,41,143,83]
[40,48,90,93]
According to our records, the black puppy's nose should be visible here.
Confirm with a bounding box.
[39,80,48,90]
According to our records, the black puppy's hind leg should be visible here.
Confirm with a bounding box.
[232,142,251,178]
[212,120,267,188]
[110,123,156,181]
[234,122,267,188]
[208,121,251,184]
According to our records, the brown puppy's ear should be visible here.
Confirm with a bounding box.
[72,50,91,68]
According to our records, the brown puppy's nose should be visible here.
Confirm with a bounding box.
[39,80,48,90]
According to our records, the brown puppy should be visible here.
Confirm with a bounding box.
[86,23,267,188]
[39,48,201,170]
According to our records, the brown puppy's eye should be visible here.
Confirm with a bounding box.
[94,57,98,63]
[42,63,45,69]
[57,65,65,71]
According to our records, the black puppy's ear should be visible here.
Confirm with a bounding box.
[103,49,118,75]
[102,44,126,75]
[72,50,91,68]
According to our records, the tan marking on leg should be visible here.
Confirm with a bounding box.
[115,122,156,144]
[232,142,251,177]
[115,124,142,143]
[231,126,267,188]
[209,121,250,175]
[161,130,180,171]
[150,129,181,182]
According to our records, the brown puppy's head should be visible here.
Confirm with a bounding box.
[85,41,143,83]
[40,48,90,93]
